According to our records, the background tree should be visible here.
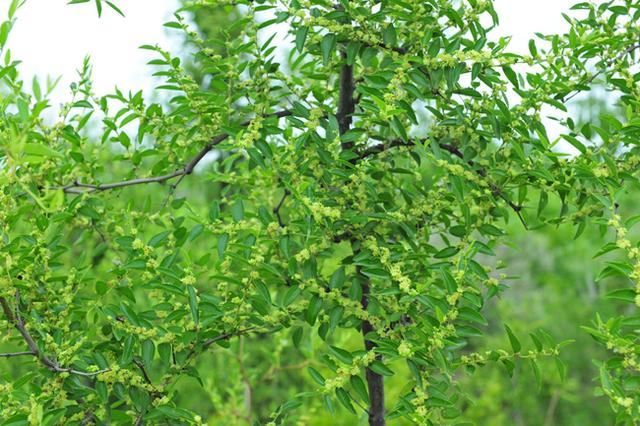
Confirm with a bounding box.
[2,0,640,425]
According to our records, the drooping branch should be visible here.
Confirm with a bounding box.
[58,110,292,194]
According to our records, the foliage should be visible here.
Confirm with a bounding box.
[2,0,640,425]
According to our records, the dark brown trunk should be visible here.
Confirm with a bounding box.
[336,31,386,424]
[360,278,386,426]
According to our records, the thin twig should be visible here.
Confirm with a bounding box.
[134,413,144,426]
[81,411,95,425]
[0,350,36,358]
[133,359,153,385]
[159,173,187,209]
[562,42,640,102]
[201,327,257,350]
[357,139,413,160]
[348,389,371,414]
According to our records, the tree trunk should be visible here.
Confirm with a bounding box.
[336,36,386,423]
[361,279,386,426]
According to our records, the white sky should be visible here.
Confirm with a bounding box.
[7,0,576,108]
[7,0,181,103]
[493,0,574,50]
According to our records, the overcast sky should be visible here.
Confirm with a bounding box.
[8,0,575,107]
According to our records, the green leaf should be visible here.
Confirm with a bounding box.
[329,346,353,364]
[121,335,135,365]
[391,116,408,142]
[329,266,346,289]
[32,76,41,101]
[382,24,397,47]
[458,307,488,325]
[605,288,636,303]
[346,41,360,65]
[209,201,220,221]
[141,340,155,366]
[323,394,335,415]
[504,324,522,353]
[502,358,515,377]
[149,231,171,247]
[0,22,10,48]
[321,33,337,65]
[231,200,244,221]
[187,286,199,326]
[435,246,459,259]
[502,65,519,88]
[528,39,538,57]
[158,343,171,368]
[305,294,322,325]
[555,357,566,382]
[350,375,369,404]
[530,359,542,391]
[529,332,543,352]
[105,0,124,16]
[247,148,266,168]
[308,367,325,386]
[335,388,356,414]
[23,143,63,162]
[560,134,587,154]
[217,233,229,259]
[295,26,308,53]
[369,361,394,376]
[283,286,301,306]
[479,224,504,236]
[8,0,21,19]
[329,306,344,330]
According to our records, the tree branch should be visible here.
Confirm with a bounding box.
[438,143,528,229]
[273,188,291,228]
[133,358,153,385]
[0,350,36,358]
[357,139,413,160]
[357,139,527,228]
[338,61,355,149]
[561,42,640,102]
[0,292,111,377]
[360,279,385,426]
[201,327,257,350]
[58,110,292,194]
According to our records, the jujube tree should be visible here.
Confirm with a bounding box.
[2,0,640,424]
